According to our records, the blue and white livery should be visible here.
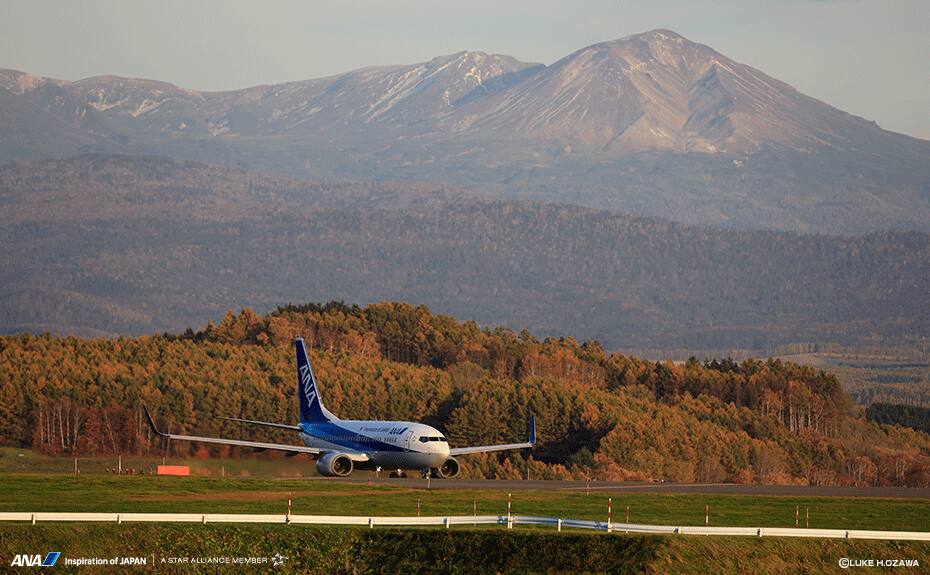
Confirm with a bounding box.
[145,338,536,478]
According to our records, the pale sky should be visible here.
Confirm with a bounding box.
[2,0,928,139]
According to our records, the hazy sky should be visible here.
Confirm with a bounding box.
[2,0,928,139]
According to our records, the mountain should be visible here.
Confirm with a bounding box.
[1,155,927,354]
[444,30,812,152]
[1,31,929,232]
[0,51,541,140]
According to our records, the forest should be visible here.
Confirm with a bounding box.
[2,155,929,355]
[1,302,928,486]
[867,403,930,435]
[784,354,930,408]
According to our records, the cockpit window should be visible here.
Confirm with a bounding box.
[419,436,429,443]
[419,436,448,443]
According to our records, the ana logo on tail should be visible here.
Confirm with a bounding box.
[295,338,330,423]
[300,364,317,407]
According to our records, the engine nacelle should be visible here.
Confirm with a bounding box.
[434,457,460,479]
[316,453,354,477]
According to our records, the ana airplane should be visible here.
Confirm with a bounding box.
[144,338,535,478]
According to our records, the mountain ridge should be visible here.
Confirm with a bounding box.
[1,30,929,232]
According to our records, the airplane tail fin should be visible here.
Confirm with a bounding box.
[295,338,332,424]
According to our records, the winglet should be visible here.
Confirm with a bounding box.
[528,415,536,446]
[143,405,167,437]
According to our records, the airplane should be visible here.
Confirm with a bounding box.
[144,337,536,478]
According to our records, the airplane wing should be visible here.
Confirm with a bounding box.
[144,405,323,456]
[449,416,536,456]
[216,416,301,431]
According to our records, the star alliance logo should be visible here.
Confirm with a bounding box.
[271,554,287,567]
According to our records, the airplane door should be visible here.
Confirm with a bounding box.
[404,429,414,451]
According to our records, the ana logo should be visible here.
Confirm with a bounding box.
[10,552,60,567]
[300,365,317,406]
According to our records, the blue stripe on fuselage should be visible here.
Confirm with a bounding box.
[301,421,409,453]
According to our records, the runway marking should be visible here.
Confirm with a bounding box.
[130,488,417,502]
[560,483,732,491]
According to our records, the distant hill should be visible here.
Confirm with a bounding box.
[2,30,929,233]
[1,155,928,354]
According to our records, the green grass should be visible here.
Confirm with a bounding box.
[2,524,928,575]
[0,473,928,532]
[652,537,930,575]
[0,525,663,575]
[2,463,928,574]
[0,446,311,478]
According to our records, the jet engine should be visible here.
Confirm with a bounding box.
[433,457,460,479]
[316,453,354,477]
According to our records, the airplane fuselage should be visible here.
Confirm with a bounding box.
[299,420,450,470]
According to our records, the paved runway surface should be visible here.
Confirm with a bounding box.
[302,477,930,499]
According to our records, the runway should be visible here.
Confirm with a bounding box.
[307,477,930,499]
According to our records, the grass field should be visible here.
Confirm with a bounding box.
[1,473,929,533]
[2,463,930,573]
[2,519,929,574]
[0,447,312,479]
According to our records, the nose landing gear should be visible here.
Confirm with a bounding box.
[388,469,408,478]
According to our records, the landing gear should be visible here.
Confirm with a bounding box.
[388,469,408,478]
[420,459,459,479]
